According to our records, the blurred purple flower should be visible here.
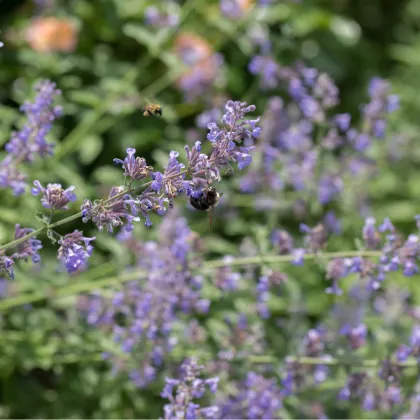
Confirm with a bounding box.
[0,80,62,195]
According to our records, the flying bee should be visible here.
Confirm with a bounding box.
[189,186,223,229]
[143,103,163,117]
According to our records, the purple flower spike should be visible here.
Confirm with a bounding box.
[32,180,76,210]
[0,80,62,195]
[162,359,219,419]
[113,148,153,181]
[11,224,42,264]
[57,230,95,273]
[0,256,15,279]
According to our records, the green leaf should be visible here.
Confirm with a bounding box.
[67,90,102,108]
[123,24,159,55]
[78,135,103,164]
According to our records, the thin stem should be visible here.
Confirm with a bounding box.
[249,355,420,369]
[0,170,188,252]
[0,250,382,312]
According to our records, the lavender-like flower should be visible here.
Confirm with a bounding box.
[113,148,153,181]
[219,372,282,419]
[0,256,14,279]
[152,151,186,208]
[81,186,140,232]
[248,55,281,89]
[0,80,62,195]
[10,224,42,263]
[79,213,209,388]
[57,230,95,273]
[145,4,179,28]
[31,180,76,210]
[220,0,251,19]
[161,359,219,420]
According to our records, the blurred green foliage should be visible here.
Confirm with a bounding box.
[0,0,419,418]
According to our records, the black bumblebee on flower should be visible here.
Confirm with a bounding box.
[188,186,223,228]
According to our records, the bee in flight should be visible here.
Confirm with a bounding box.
[189,186,223,229]
[143,103,163,117]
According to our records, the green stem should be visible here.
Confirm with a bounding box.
[249,355,420,369]
[0,250,382,312]
[0,170,188,252]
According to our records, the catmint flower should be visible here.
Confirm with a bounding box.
[145,4,179,28]
[206,101,258,173]
[185,101,259,196]
[362,217,381,249]
[291,248,306,265]
[113,148,153,181]
[220,0,252,19]
[271,230,294,255]
[162,359,219,420]
[378,360,403,384]
[215,258,241,290]
[152,151,186,207]
[339,372,367,401]
[80,213,210,388]
[81,186,140,233]
[340,323,367,350]
[10,224,42,263]
[323,210,342,235]
[256,275,270,319]
[219,372,282,419]
[325,258,347,295]
[248,55,280,89]
[362,391,376,411]
[380,385,402,410]
[196,109,222,129]
[362,77,399,138]
[335,113,351,131]
[317,174,343,204]
[0,80,62,195]
[31,180,76,210]
[57,230,95,273]
[0,256,14,279]
[300,223,327,253]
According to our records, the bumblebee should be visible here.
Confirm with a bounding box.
[189,187,223,228]
[143,103,163,117]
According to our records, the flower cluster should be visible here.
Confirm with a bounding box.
[161,359,219,419]
[79,213,209,387]
[0,99,258,280]
[218,372,283,419]
[185,101,259,201]
[31,180,76,210]
[220,0,253,20]
[81,186,141,232]
[270,216,420,298]
[57,230,95,273]
[0,80,62,196]
[242,61,399,220]
[0,224,43,279]
[145,2,180,28]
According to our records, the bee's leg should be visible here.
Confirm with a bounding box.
[208,206,214,230]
